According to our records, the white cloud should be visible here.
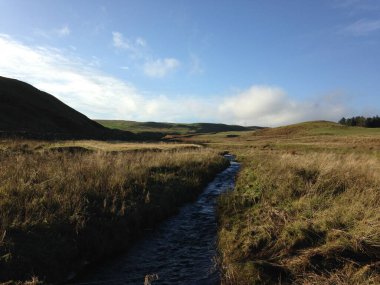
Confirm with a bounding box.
[218,86,347,126]
[112,32,146,59]
[343,19,380,36]
[0,34,198,121]
[0,34,348,126]
[56,25,70,37]
[112,31,180,78]
[112,32,129,49]
[0,34,142,119]
[143,58,180,78]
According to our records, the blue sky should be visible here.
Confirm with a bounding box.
[0,0,379,126]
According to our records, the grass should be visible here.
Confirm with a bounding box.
[180,121,380,285]
[2,120,379,284]
[0,139,228,284]
[0,139,200,153]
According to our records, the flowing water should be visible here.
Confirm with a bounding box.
[76,155,240,285]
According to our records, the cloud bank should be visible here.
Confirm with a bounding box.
[0,34,347,126]
[219,87,347,126]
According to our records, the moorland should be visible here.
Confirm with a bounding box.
[0,140,228,283]
[180,121,380,284]
[1,76,379,284]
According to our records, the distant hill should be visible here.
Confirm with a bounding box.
[96,120,261,135]
[255,121,352,137]
[0,76,134,140]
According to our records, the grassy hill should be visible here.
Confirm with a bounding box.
[253,120,344,136]
[0,76,134,140]
[96,119,261,135]
[255,120,380,137]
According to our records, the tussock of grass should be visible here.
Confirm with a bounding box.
[217,152,380,284]
[0,139,200,153]
[0,140,228,283]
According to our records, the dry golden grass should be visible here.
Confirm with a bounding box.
[0,139,200,153]
[217,152,380,284]
[0,139,228,283]
[177,121,380,285]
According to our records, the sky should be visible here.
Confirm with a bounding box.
[0,0,379,126]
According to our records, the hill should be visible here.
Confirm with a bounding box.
[96,120,261,135]
[255,120,356,137]
[0,76,134,140]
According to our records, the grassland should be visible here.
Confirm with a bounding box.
[0,139,201,153]
[2,120,379,285]
[181,121,380,285]
[0,139,228,284]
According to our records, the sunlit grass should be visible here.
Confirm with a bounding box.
[217,152,380,284]
[182,121,380,285]
[0,139,227,283]
[0,139,200,152]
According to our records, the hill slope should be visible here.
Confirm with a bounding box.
[255,120,349,137]
[0,76,133,139]
[96,120,261,135]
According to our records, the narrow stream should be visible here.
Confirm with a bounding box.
[76,155,240,285]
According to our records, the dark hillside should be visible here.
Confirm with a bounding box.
[96,120,262,135]
[0,76,134,140]
[193,123,250,133]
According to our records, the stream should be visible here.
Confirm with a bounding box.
[75,154,240,285]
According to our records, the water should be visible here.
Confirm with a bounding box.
[75,155,240,285]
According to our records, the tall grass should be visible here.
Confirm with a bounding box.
[217,151,380,284]
[0,140,228,283]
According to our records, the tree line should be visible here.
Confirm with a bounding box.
[339,116,380,128]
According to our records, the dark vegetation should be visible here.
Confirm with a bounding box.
[96,119,261,136]
[0,141,228,284]
[339,115,380,128]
